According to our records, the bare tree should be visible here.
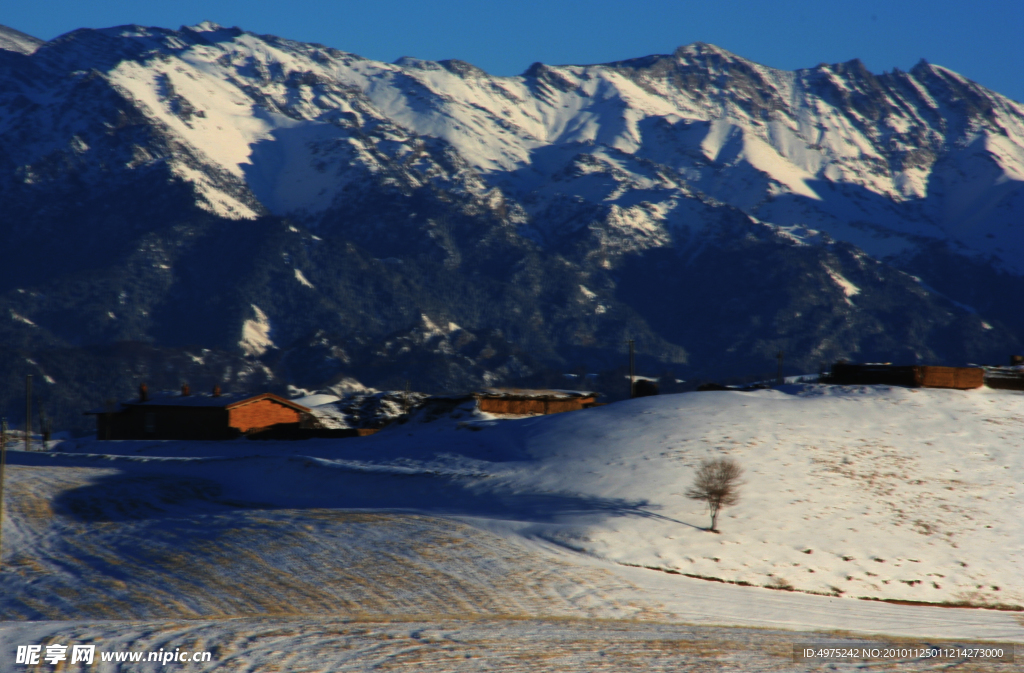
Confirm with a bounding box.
[686,458,743,532]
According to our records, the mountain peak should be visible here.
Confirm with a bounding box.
[188,21,224,33]
[438,59,488,78]
[673,42,740,61]
[827,57,874,79]
[0,24,44,55]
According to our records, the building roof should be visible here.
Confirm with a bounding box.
[290,393,342,408]
[474,388,596,400]
[86,392,311,414]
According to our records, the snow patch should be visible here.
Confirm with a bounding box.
[10,311,35,326]
[419,314,461,337]
[824,266,861,301]
[293,268,315,289]
[239,304,273,357]
[327,377,376,395]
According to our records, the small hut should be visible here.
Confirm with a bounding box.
[472,389,599,415]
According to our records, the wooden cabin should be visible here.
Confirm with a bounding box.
[829,364,983,390]
[472,388,599,415]
[87,387,312,440]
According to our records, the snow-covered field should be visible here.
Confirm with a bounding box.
[1,384,1021,671]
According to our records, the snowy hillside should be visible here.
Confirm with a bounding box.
[3,384,1021,648]
[501,384,1023,609]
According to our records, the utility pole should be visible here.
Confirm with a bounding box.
[776,350,785,386]
[627,339,636,398]
[25,375,31,452]
[39,406,50,445]
[0,418,7,570]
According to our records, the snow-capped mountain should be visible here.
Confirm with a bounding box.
[0,25,42,55]
[0,22,1021,431]
[9,24,1021,264]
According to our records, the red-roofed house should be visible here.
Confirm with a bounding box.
[87,387,312,440]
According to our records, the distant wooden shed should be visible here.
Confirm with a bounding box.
[473,388,599,415]
[981,364,1024,391]
[87,389,312,440]
[829,364,983,390]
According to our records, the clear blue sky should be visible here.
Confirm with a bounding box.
[5,0,1023,102]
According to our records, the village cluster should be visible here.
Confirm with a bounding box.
[82,359,1024,441]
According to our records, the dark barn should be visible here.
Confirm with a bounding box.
[981,356,1024,391]
[88,387,312,440]
[829,364,984,390]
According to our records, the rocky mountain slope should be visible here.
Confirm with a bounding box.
[0,22,1021,431]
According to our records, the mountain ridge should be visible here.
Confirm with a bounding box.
[0,24,43,55]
